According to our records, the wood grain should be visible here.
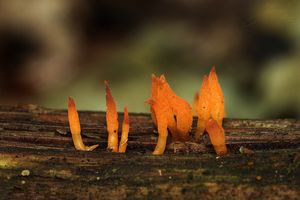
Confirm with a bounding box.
[0,104,299,199]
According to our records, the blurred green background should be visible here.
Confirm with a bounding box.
[0,0,299,118]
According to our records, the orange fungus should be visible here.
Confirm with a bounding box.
[105,80,119,152]
[67,97,99,151]
[206,118,227,155]
[147,74,193,155]
[119,106,129,153]
[195,75,211,140]
[208,66,225,126]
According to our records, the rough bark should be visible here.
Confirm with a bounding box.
[0,104,299,199]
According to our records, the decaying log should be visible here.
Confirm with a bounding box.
[0,104,299,199]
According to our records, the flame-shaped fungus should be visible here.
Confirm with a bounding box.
[155,75,178,135]
[147,74,193,155]
[105,80,119,152]
[67,97,99,151]
[195,66,227,155]
[147,75,175,155]
[119,106,129,153]
[195,75,211,140]
[206,119,227,155]
[195,67,225,137]
[160,75,193,141]
[208,66,225,126]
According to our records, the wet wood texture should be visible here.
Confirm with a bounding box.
[0,105,299,199]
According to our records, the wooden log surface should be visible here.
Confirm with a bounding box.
[0,104,299,199]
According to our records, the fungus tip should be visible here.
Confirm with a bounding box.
[210,65,216,74]
[159,74,166,81]
[145,98,155,105]
[68,97,75,107]
[123,106,129,124]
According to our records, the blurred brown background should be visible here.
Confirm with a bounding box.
[0,0,299,118]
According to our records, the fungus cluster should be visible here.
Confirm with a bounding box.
[67,81,129,153]
[67,66,227,156]
[105,80,129,153]
[146,74,193,155]
[147,67,227,155]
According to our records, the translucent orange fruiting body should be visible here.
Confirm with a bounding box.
[68,97,81,136]
[206,118,227,155]
[147,75,174,155]
[66,67,225,156]
[67,97,99,151]
[208,66,225,126]
[195,75,211,140]
[150,75,177,135]
[105,80,119,152]
[147,98,169,155]
[148,74,193,155]
[119,106,129,153]
[160,75,193,141]
[194,66,227,155]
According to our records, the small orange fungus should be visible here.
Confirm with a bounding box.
[147,74,193,155]
[195,75,211,140]
[195,66,227,155]
[206,118,227,155]
[67,97,99,151]
[105,80,119,152]
[147,98,169,155]
[119,106,129,153]
[160,75,193,141]
[208,66,225,126]
[195,66,225,138]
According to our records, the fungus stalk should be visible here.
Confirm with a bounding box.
[152,102,169,155]
[67,97,99,151]
[147,98,169,155]
[206,119,227,155]
[119,106,129,153]
[153,123,168,155]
